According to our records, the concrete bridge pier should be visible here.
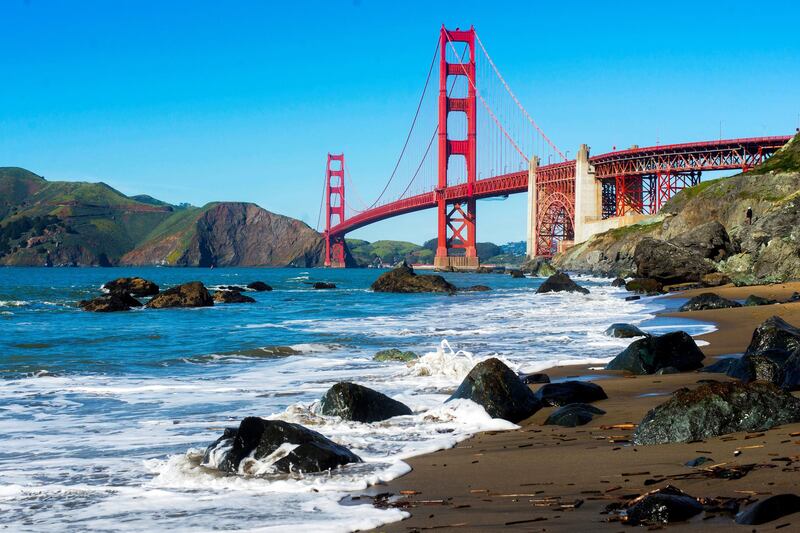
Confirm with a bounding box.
[573,144,602,244]
[525,155,539,259]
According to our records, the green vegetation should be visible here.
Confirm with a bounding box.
[752,133,800,174]
[346,238,427,266]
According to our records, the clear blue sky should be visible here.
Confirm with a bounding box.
[2,0,799,244]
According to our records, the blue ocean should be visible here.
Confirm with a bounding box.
[0,267,709,531]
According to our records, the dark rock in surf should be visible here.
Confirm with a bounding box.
[319,382,412,423]
[625,295,641,301]
[312,282,336,289]
[604,323,648,338]
[373,349,418,363]
[520,373,550,384]
[370,264,456,294]
[213,290,256,304]
[536,272,589,294]
[203,417,361,474]
[543,403,605,427]
[509,269,525,279]
[460,285,492,292]
[744,294,778,307]
[605,331,704,375]
[534,381,607,406]
[625,278,663,294]
[632,381,800,445]
[102,276,159,297]
[447,358,541,423]
[78,292,142,312]
[743,316,800,357]
[220,285,247,292]
[247,281,273,292]
[611,277,626,287]
[735,494,800,525]
[678,292,741,312]
[145,281,214,309]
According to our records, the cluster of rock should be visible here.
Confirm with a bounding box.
[78,276,274,312]
[369,264,492,294]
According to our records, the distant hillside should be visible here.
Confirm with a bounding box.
[0,168,323,267]
[346,239,432,267]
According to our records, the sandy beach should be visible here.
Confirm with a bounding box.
[368,283,800,531]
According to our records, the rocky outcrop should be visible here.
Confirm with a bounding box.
[744,294,777,306]
[146,281,214,309]
[370,264,456,294]
[447,358,542,423]
[543,403,605,427]
[744,316,800,357]
[78,292,142,312]
[213,290,256,304]
[633,238,716,284]
[373,349,418,362]
[102,277,159,297]
[701,272,731,287]
[604,323,648,338]
[202,417,361,474]
[625,278,662,294]
[247,281,272,292]
[678,292,741,312]
[536,272,589,294]
[319,382,412,423]
[606,331,704,375]
[509,269,525,279]
[534,381,607,406]
[521,258,557,277]
[669,221,736,261]
[632,381,800,445]
[727,317,800,390]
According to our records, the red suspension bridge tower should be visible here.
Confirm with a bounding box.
[324,153,346,268]
[434,26,478,270]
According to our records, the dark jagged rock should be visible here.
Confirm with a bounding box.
[744,294,778,306]
[700,357,739,374]
[520,373,550,385]
[373,349,418,363]
[534,381,607,407]
[679,292,742,312]
[102,277,159,297]
[460,285,491,292]
[622,486,703,525]
[447,358,542,423]
[625,278,662,294]
[78,292,142,312]
[728,350,788,384]
[633,238,716,284]
[744,316,800,357]
[145,281,214,309]
[521,258,557,277]
[611,277,626,287]
[370,264,456,294]
[536,272,589,295]
[319,382,412,423]
[247,281,272,292]
[625,295,641,301]
[543,403,605,427]
[788,292,800,303]
[202,417,361,474]
[509,269,525,279]
[604,323,648,339]
[735,494,800,525]
[781,349,800,391]
[669,221,736,261]
[475,266,494,274]
[313,282,336,289]
[632,381,800,445]
[606,331,704,375]
[213,290,256,304]
[220,285,247,292]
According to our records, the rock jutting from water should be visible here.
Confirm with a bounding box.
[247,281,272,291]
[605,331,705,375]
[373,349,418,362]
[604,323,648,338]
[78,292,143,312]
[447,357,541,423]
[632,381,800,445]
[102,277,159,297]
[203,417,361,475]
[459,285,491,292]
[312,282,336,289]
[536,272,589,294]
[213,290,256,304]
[370,263,456,294]
[679,292,741,312]
[319,382,412,423]
[625,277,663,294]
[146,281,214,309]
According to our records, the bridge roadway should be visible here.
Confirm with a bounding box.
[329,136,792,238]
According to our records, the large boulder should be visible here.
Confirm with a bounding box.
[700,357,740,374]
[669,221,736,261]
[735,494,800,525]
[313,282,336,289]
[678,292,742,312]
[621,486,703,526]
[701,272,731,287]
[606,331,705,375]
[247,281,272,292]
[633,238,716,284]
[146,281,214,309]
[522,258,557,278]
[744,295,778,306]
[202,417,361,474]
[536,272,589,295]
[742,316,800,357]
[78,292,142,312]
[319,382,412,423]
[632,381,800,445]
[102,277,159,297]
[447,358,542,423]
[509,269,525,279]
[534,381,607,406]
[728,348,800,391]
[604,323,648,338]
[213,290,256,304]
[371,264,456,294]
[543,403,605,427]
[373,349,418,363]
[625,278,662,294]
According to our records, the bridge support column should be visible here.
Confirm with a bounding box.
[526,155,539,259]
[324,153,347,268]
[573,144,601,244]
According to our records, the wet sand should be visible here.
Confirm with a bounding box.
[366,282,800,531]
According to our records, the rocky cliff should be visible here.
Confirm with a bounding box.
[554,133,800,283]
[0,168,324,267]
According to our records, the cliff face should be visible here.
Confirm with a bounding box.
[0,168,324,267]
[554,133,800,283]
[122,202,324,267]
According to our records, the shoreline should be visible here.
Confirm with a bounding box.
[365,282,800,531]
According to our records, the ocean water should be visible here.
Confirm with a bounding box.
[0,267,713,532]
